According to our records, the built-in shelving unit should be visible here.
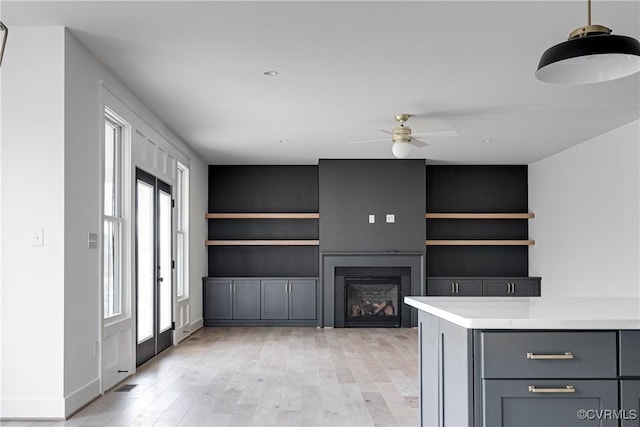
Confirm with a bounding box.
[207,165,319,278]
[426,165,534,278]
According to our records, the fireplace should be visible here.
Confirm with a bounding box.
[345,277,401,327]
[333,266,412,327]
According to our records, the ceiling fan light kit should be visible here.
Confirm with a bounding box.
[391,141,412,158]
[536,0,640,84]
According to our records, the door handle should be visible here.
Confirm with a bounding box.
[158,277,163,282]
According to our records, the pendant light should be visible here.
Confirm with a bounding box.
[0,22,7,68]
[536,0,640,84]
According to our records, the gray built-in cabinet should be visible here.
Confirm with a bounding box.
[419,310,640,427]
[261,279,317,320]
[203,278,261,320]
[428,277,541,297]
[203,278,318,326]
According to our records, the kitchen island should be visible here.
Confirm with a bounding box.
[404,296,640,427]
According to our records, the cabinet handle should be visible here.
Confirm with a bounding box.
[527,352,574,360]
[528,385,575,393]
[451,283,455,294]
[229,283,232,293]
[455,282,459,294]
[233,282,236,293]
[288,282,292,293]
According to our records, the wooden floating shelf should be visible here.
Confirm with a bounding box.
[426,240,535,246]
[206,213,319,219]
[206,240,320,246]
[426,213,535,219]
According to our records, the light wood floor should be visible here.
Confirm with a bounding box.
[5,327,419,427]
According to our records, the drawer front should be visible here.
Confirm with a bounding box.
[621,331,640,377]
[483,379,619,427]
[427,279,482,296]
[481,331,617,379]
[483,279,539,296]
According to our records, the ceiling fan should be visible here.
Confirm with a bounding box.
[347,114,457,158]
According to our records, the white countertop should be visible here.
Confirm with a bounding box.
[404,296,640,329]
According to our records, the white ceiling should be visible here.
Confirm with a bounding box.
[4,1,640,165]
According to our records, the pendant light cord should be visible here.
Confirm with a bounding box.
[587,0,592,25]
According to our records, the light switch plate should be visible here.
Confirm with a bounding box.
[88,232,98,249]
[368,214,375,224]
[386,214,395,223]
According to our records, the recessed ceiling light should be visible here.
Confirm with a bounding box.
[263,70,278,76]
[277,139,288,144]
[481,139,493,143]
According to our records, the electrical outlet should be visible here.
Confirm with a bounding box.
[386,214,395,223]
[368,214,375,224]
[31,228,44,247]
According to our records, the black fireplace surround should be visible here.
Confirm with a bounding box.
[322,252,424,328]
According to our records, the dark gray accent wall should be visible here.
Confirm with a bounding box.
[319,159,426,252]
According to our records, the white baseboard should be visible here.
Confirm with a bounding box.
[190,318,203,332]
[65,378,101,418]
[0,397,65,420]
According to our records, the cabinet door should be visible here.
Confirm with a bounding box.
[204,279,233,320]
[417,311,473,427]
[440,317,474,427]
[289,279,316,320]
[620,331,640,377]
[621,380,640,427]
[233,279,261,319]
[427,279,482,296]
[483,279,539,296]
[261,280,289,319]
[483,379,618,427]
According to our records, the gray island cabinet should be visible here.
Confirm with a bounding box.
[404,296,640,427]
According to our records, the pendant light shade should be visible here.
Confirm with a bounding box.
[536,32,640,84]
[536,0,640,84]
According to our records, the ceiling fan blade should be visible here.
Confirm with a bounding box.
[412,130,458,138]
[373,128,393,135]
[347,137,389,144]
[410,139,429,148]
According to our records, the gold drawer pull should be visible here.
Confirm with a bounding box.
[526,352,574,360]
[528,385,575,393]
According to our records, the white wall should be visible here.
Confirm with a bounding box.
[529,120,640,298]
[189,159,207,327]
[0,26,66,418]
[0,26,208,419]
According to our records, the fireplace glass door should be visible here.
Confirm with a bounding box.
[345,277,400,327]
